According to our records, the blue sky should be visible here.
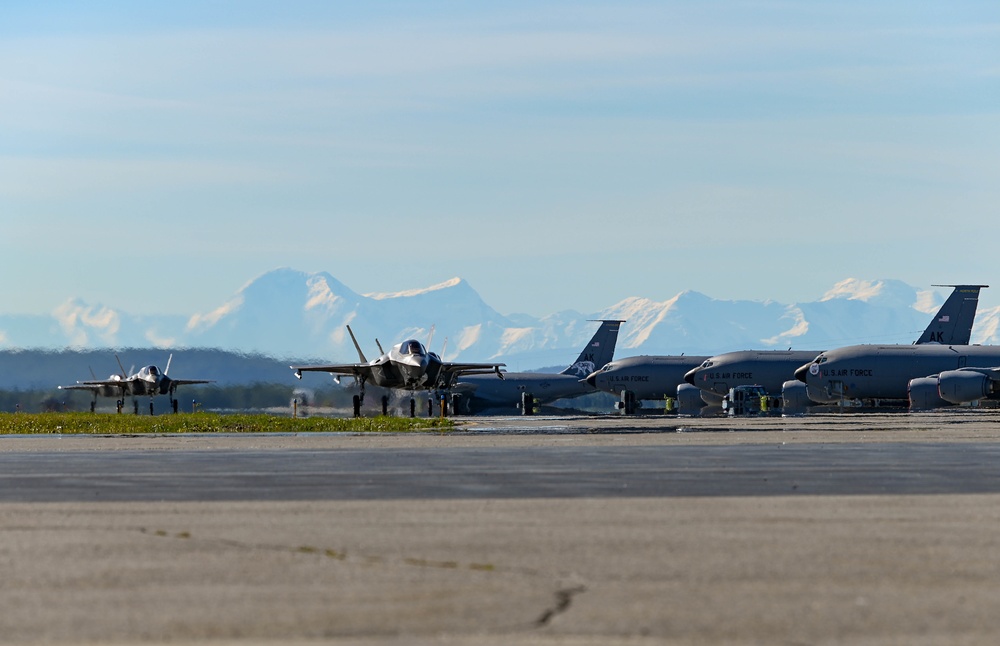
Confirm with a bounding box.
[3,1,999,317]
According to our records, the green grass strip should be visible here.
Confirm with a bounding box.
[0,412,456,435]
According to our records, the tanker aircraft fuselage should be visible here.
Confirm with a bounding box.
[794,344,1000,404]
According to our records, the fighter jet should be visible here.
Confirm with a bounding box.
[794,285,997,409]
[59,354,212,414]
[451,320,623,414]
[688,284,986,409]
[291,325,505,415]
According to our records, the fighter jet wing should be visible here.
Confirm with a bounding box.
[435,362,506,387]
[58,379,128,392]
[290,363,374,380]
[167,379,213,386]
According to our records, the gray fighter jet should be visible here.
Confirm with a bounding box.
[291,325,505,415]
[688,284,986,409]
[59,354,212,414]
[793,285,996,408]
[452,320,623,414]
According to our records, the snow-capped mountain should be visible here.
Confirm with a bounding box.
[1,271,997,367]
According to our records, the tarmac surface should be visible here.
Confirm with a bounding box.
[4,410,1000,645]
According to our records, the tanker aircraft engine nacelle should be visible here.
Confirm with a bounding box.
[908,368,999,409]
[781,380,811,411]
[907,376,951,410]
[937,369,994,405]
[676,383,707,413]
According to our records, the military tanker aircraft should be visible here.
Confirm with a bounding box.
[683,350,821,406]
[587,284,985,412]
[687,284,986,409]
[585,355,709,411]
[59,354,212,414]
[795,343,1000,409]
[452,320,623,414]
[291,325,504,415]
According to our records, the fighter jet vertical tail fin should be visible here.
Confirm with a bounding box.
[346,325,368,363]
[914,285,988,346]
[115,354,129,379]
[559,320,624,378]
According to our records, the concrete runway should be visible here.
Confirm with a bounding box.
[4,411,1000,644]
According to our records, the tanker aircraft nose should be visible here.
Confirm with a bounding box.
[683,367,698,385]
[584,362,618,391]
[794,361,813,383]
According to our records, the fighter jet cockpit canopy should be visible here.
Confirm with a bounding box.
[401,340,427,356]
[138,365,160,379]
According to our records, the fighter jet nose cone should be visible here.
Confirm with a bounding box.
[794,363,810,383]
[683,368,697,385]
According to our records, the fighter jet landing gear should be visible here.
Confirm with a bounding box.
[149,401,154,416]
[381,395,389,416]
[409,397,416,418]
[133,400,139,415]
[171,398,178,414]
[352,395,362,418]
[427,397,434,417]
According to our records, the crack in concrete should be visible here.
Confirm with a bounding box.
[535,585,586,627]
[139,527,498,574]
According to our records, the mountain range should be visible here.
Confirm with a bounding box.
[3,269,999,369]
